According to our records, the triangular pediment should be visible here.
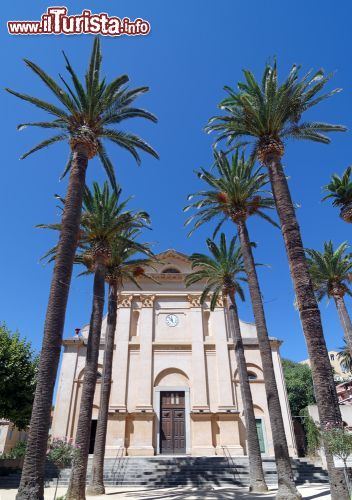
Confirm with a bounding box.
[149,249,191,275]
[156,249,190,263]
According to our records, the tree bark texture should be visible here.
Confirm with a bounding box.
[237,219,300,500]
[17,145,89,500]
[87,282,118,495]
[267,156,348,500]
[66,262,106,500]
[228,295,268,492]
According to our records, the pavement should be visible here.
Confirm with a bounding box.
[0,483,331,499]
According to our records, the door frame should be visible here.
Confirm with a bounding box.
[154,386,191,455]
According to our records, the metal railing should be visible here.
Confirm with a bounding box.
[110,446,126,484]
[221,445,240,483]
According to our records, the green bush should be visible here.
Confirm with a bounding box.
[47,438,79,469]
[301,409,321,457]
[0,440,27,459]
[322,424,352,466]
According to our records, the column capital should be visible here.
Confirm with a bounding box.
[187,294,202,308]
[214,296,224,308]
[117,295,133,308]
[140,295,155,308]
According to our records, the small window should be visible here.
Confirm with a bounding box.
[97,372,102,379]
[247,371,257,380]
[330,354,335,361]
[162,268,180,274]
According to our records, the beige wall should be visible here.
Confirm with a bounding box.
[51,250,297,458]
[0,421,26,455]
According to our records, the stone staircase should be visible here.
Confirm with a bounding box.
[0,456,329,490]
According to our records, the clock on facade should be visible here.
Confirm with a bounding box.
[165,314,179,327]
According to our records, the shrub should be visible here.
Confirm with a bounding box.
[322,423,352,467]
[301,409,321,457]
[0,440,27,459]
[47,438,79,469]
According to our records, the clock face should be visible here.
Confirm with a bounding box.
[166,314,179,327]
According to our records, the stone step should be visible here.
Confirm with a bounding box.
[2,456,329,489]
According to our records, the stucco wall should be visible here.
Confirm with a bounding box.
[51,250,297,458]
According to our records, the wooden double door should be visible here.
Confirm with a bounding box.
[160,391,186,454]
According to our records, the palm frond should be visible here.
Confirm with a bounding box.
[205,62,346,156]
[186,233,246,310]
[20,134,67,160]
[185,149,277,236]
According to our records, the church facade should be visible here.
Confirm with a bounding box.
[51,250,297,458]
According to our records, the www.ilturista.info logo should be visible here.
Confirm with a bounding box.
[7,7,151,36]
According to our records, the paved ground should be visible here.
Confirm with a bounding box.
[0,483,331,499]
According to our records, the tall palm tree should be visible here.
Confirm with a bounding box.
[323,167,352,223]
[87,230,155,495]
[306,241,352,355]
[206,61,348,499]
[9,38,158,500]
[186,234,268,493]
[39,183,150,500]
[185,150,298,499]
[68,185,152,500]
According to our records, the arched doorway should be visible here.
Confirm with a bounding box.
[153,368,191,455]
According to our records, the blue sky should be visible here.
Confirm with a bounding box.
[1,0,352,372]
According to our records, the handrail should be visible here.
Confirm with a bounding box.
[111,445,126,484]
[222,445,239,482]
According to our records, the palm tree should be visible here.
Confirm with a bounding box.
[185,150,298,499]
[323,167,352,223]
[206,61,348,499]
[337,340,352,374]
[306,241,352,355]
[186,234,268,493]
[39,183,150,500]
[9,38,158,500]
[69,184,152,500]
[87,230,155,495]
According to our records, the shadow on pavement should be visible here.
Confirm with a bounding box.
[105,485,330,499]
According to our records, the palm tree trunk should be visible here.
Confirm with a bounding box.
[66,262,106,500]
[228,294,268,492]
[335,296,352,357]
[86,281,118,495]
[267,156,348,500]
[237,219,300,500]
[16,145,89,500]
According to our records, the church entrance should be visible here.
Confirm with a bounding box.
[160,391,186,454]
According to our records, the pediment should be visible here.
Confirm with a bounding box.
[151,249,191,275]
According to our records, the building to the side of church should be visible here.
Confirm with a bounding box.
[51,250,297,458]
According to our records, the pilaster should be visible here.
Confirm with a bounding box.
[191,412,215,455]
[127,412,155,456]
[215,413,244,455]
[110,295,133,412]
[188,294,209,411]
[213,299,236,411]
[136,295,155,411]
